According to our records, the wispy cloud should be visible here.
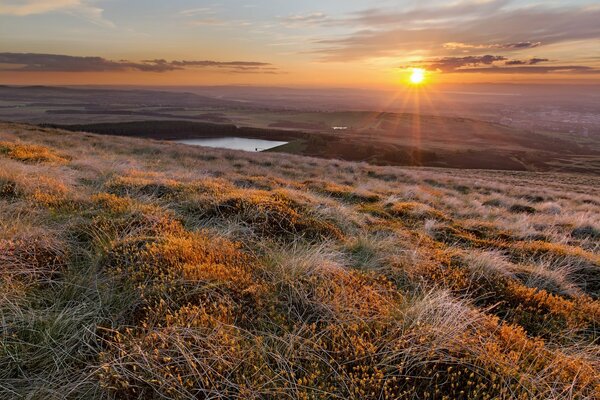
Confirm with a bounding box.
[0,0,79,15]
[178,6,252,28]
[505,58,549,66]
[0,0,114,27]
[304,1,600,64]
[0,53,278,74]
[406,55,507,72]
[280,12,330,27]
[189,18,253,27]
[281,0,511,29]
[342,0,511,27]
[454,65,600,74]
[443,41,542,51]
[179,7,215,17]
[404,55,598,74]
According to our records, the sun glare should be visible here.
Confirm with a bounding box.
[410,68,426,85]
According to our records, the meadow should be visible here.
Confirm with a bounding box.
[0,121,599,399]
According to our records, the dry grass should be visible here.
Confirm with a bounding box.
[1,122,599,399]
[0,140,70,164]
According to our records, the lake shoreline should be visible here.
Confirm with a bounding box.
[177,137,289,152]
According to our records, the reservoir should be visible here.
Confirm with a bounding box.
[177,137,288,152]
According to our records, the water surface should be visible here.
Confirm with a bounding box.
[178,137,288,152]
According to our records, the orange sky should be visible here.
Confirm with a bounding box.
[0,0,599,88]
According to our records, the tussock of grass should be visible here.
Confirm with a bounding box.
[106,173,187,199]
[0,176,19,199]
[306,180,380,203]
[572,224,600,240]
[1,122,599,399]
[509,203,537,214]
[388,201,447,223]
[0,233,66,283]
[182,188,343,240]
[0,140,70,164]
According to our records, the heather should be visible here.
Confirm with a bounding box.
[1,122,599,399]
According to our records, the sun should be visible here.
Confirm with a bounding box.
[409,68,426,85]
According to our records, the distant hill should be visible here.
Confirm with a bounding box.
[46,116,600,173]
[0,84,248,109]
[1,85,599,173]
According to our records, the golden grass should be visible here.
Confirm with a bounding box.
[0,140,70,164]
[1,122,599,399]
[184,188,344,240]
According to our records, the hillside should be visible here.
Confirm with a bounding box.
[3,85,600,173]
[42,116,600,173]
[1,122,599,399]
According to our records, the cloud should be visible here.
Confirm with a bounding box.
[506,58,549,66]
[281,1,510,29]
[0,53,174,72]
[0,53,278,74]
[501,41,542,50]
[280,12,330,27]
[528,57,549,65]
[188,18,253,27]
[0,0,79,16]
[407,55,507,72]
[454,65,600,74]
[189,18,229,26]
[344,0,511,27]
[309,2,600,62]
[405,55,598,74]
[170,60,271,67]
[179,7,215,17]
[443,41,542,51]
[0,0,114,28]
[178,6,252,28]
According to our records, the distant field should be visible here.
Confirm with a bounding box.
[45,118,600,173]
[1,122,599,399]
[1,85,599,173]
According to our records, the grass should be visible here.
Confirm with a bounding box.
[0,121,599,399]
[0,140,70,164]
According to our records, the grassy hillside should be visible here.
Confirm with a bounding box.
[1,122,599,399]
[44,115,600,173]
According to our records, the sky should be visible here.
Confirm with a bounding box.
[0,0,599,87]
